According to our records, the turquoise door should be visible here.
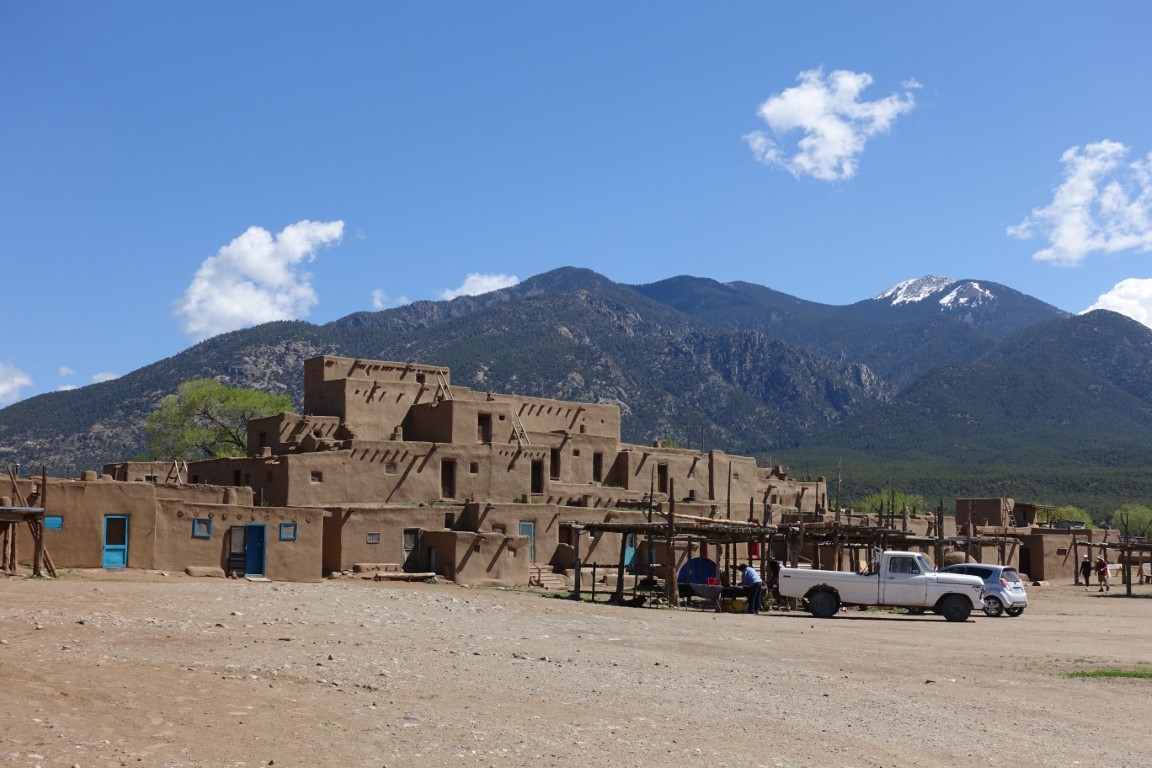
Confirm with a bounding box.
[518,521,536,561]
[624,533,636,567]
[244,524,266,577]
[102,515,129,568]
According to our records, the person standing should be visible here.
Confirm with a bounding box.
[1095,554,1110,592]
[768,559,783,608]
[737,563,764,614]
[1079,555,1093,591]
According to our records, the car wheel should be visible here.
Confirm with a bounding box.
[807,590,839,619]
[983,596,1005,617]
[940,594,972,622]
[1005,606,1025,617]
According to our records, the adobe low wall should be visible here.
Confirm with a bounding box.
[322,504,454,574]
[12,479,159,569]
[421,530,530,587]
[153,499,326,582]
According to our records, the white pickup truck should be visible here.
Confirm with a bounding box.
[778,551,985,622]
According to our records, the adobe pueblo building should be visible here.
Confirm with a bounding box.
[104,355,827,586]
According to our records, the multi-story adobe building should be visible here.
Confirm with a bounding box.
[161,355,827,583]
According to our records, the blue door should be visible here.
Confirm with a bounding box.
[102,515,129,568]
[518,521,536,561]
[244,524,266,577]
[624,533,636,567]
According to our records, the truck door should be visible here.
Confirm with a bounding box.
[880,554,928,605]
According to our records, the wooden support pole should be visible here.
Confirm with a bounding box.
[612,533,628,605]
[665,479,677,607]
[571,529,582,600]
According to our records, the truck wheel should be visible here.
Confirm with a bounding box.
[940,595,971,622]
[982,596,1005,617]
[808,590,839,619]
[1005,606,1025,617]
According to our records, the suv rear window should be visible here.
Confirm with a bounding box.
[1001,568,1022,583]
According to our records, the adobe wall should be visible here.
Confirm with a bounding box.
[321,504,451,573]
[507,396,620,441]
[1017,528,1109,582]
[152,499,326,582]
[420,530,531,587]
[104,461,185,484]
[955,498,1014,527]
[305,356,450,439]
[245,413,341,455]
[9,478,159,569]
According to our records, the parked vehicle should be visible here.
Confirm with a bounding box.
[940,563,1028,617]
[778,551,985,622]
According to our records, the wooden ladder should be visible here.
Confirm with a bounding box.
[435,372,454,401]
[511,408,530,447]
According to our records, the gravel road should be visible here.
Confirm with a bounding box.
[2,571,1149,767]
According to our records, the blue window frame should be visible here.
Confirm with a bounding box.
[44,515,63,530]
[279,521,297,541]
[192,518,213,539]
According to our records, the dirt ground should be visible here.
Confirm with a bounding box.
[2,571,1150,768]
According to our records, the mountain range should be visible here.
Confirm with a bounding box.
[1,267,1147,519]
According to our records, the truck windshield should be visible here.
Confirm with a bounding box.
[916,554,934,573]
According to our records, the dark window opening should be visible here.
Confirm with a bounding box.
[233,470,242,486]
[477,413,492,444]
[258,432,267,447]
[657,463,669,494]
[531,460,545,494]
[550,448,561,480]
[444,512,455,529]
[440,460,456,499]
[592,453,604,483]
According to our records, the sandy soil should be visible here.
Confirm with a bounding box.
[1,570,1150,768]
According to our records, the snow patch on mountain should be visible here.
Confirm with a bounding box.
[874,276,958,305]
[939,282,994,308]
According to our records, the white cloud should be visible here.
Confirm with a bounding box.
[0,362,32,405]
[1084,277,1152,328]
[58,366,75,377]
[743,68,918,181]
[1008,141,1152,267]
[57,384,78,392]
[91,372,119,383]
[174,219,345,341]
[438,273,520,301]
[371,289,410,311]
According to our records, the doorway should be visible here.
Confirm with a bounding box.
[228,524,267,578]
[102,515,128,569]
[440,459,456,499]
[519,521,536,561]
[530,460,544,495]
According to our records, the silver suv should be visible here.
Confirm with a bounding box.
[941,563,1028,617]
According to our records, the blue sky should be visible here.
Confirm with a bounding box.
[4,2,1152,404]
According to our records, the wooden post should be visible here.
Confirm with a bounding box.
[666,479,677,606]
[571,529,582,600]
[613,533,628,604]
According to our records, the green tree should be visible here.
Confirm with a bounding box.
[144,379,292,461]
[1111,503,1152,539]
[1050,505,1094,528]
[853,490,928,516]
